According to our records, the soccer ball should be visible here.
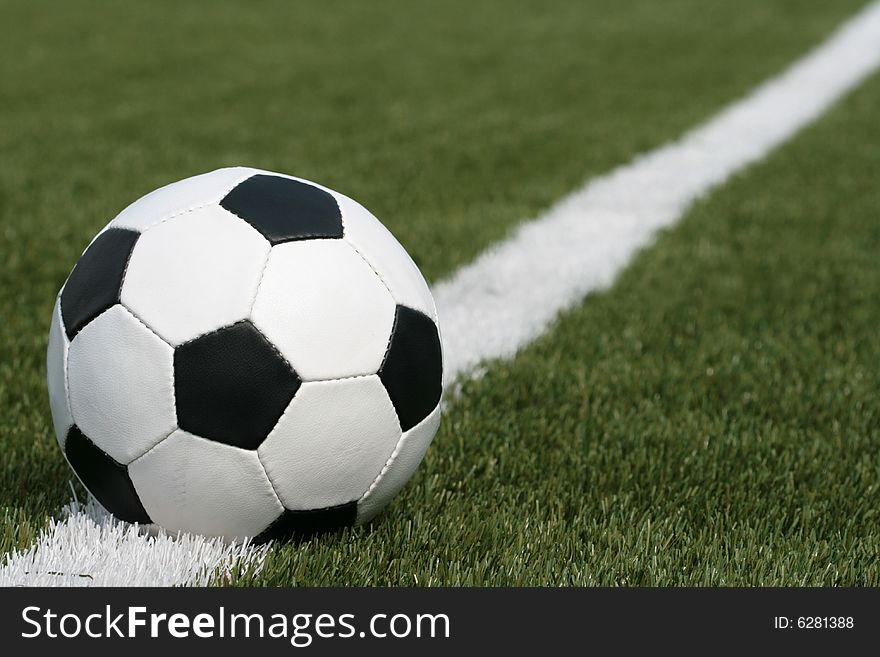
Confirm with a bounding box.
[46,167,443,542]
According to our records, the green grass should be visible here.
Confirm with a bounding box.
[0,0,876,582]
[243,66,880,586]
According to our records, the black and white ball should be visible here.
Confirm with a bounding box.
[46,167,443,542]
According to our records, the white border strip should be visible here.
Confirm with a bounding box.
[3,1,880,586]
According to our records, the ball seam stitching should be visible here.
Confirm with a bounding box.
[346,239,395,302]
[377,304,400,374]
[54,293,75,440]
[127,426,179,466]
[357,382,413,506]
[246,242,273,317]
[254,444,286,519]
[122,169,255,235]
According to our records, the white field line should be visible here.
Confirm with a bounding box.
[2,1,880,586]
[0,498,268,586]
[437,1,880,385]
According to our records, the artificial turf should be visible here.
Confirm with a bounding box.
[241,65,880,586]
[0,0,875,583]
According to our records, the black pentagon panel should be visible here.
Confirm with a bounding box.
[253,502,357,544]
[60,228,140,339]
[64,426,151,524]
[379,305,443,432]
[220,174,343,244]
[174,320,301,449]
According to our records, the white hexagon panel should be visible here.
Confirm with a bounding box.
[250,239,396,381]
[121,204,270,346]
[259,375,402,510]
[66,304,176,464]
[129,430,284,540]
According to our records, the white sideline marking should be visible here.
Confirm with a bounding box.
[3,2,880,586]
[0,498,268,587]
[436,1,880,385]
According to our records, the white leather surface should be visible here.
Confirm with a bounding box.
[356,402,441,524]
[251,240,395,381]
[337,193,437,322]
[121,204,270,346]
[259,375,402,510]
[110,167,257,233]
[67,304,177,464]
[129,429,284,541]
[46,296,73,449]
